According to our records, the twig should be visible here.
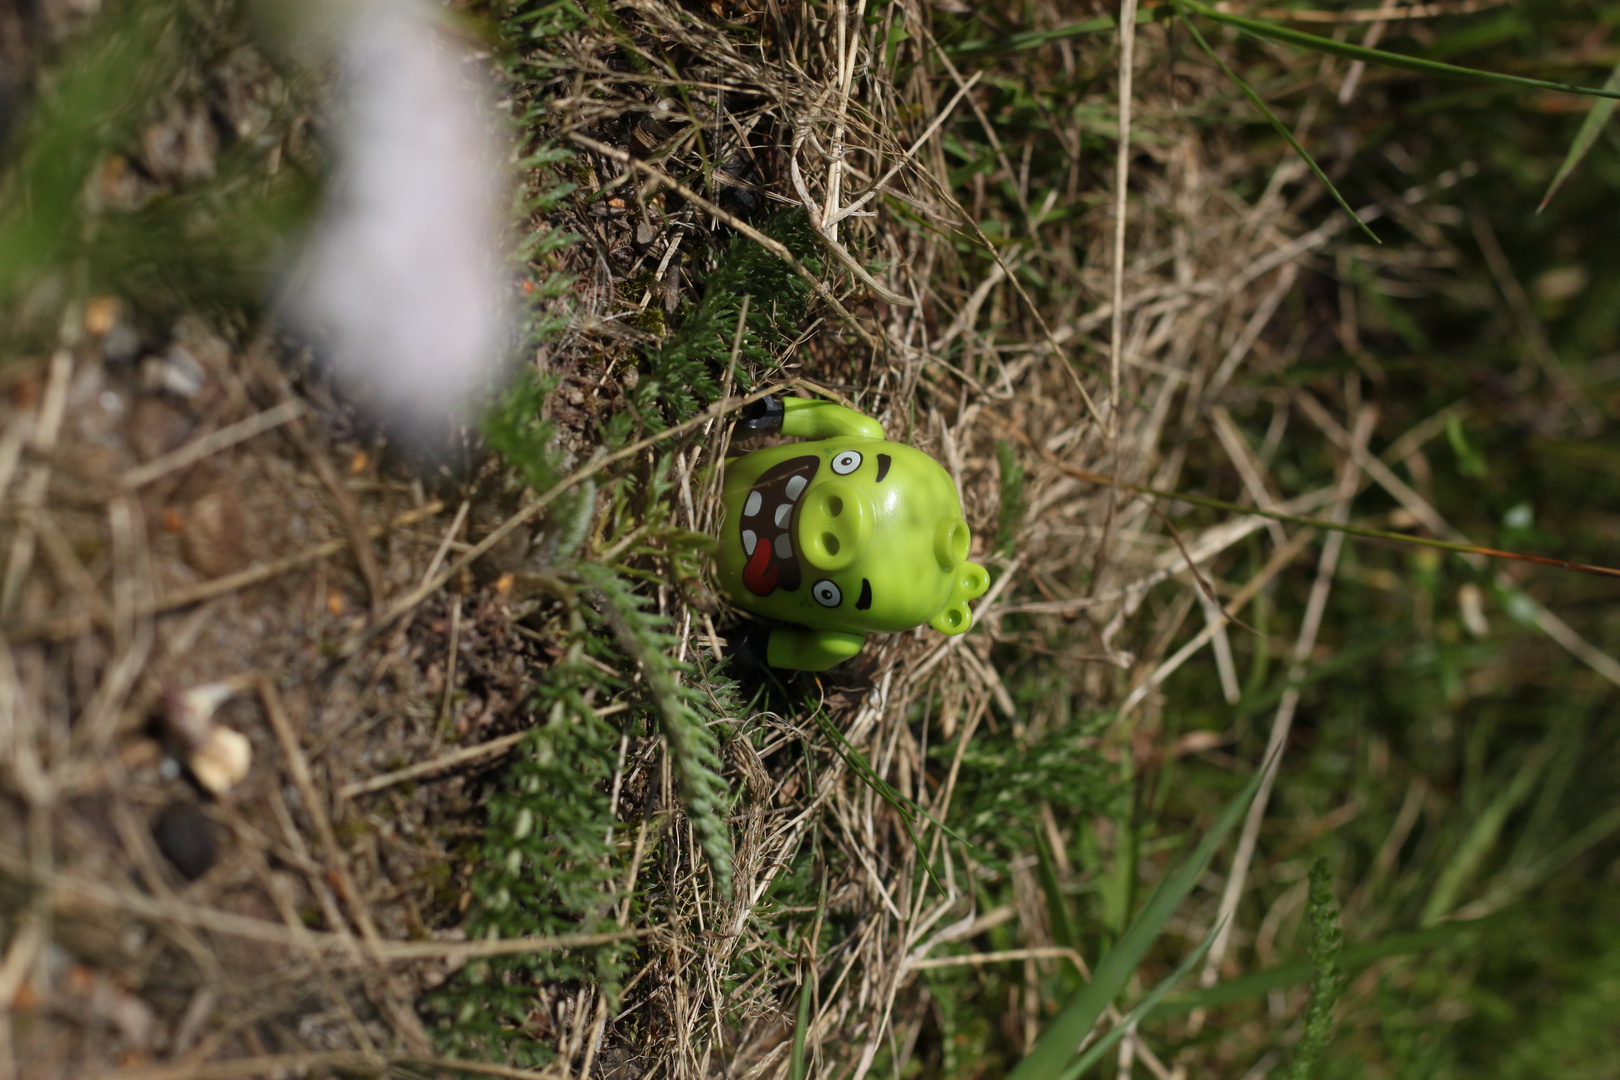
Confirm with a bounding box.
[279,412,386,613]
[1336,0,1400,103]
[908,945,1089,974]
[118,399,305,488]
[335,384,779,658]
[1210,404,1290,548]
[339,729,527,798]
[0,843,645,961]
[258,679,383,951]
[1,350,72,619]
[1206,263,1299,399]
[11,502,446,643]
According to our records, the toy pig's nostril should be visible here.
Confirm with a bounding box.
[826,495,843,517]
[823,534,840,556]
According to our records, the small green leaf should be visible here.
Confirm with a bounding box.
[1445,414,1489,480]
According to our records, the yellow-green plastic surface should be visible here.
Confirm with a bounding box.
[716,398,990,671]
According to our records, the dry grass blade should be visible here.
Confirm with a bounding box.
[567,134,897,332]
[1195,408,1374,1000]
[1110,0,1139,432]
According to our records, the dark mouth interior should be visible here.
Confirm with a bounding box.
[739,455,818,595]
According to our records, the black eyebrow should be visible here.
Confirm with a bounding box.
[856,578,872,610]
[875,454,891,483]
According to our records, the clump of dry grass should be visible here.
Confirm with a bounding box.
[4,0,1562,1077]
[488,1,1384,1074]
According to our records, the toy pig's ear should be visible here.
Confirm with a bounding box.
[929,604,972,635]
[958,562,990,601]
[928,563,990,635]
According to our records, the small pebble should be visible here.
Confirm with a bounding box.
[182,487,249,577]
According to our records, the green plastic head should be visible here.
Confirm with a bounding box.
[716,434,991,648]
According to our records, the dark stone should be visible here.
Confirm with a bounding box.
[154,801,219,881]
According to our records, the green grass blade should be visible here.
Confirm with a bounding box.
[789,951,813,1080]
[1058,919,1224,1080]
[1464,802,1620,919]
[1421,743,1552,925]
[1176,13,1379,244]
[1176,0,1620,102]
[1007,754,1272,1080]
[948,7,1154,59]
[811,711,961,892]
[1541,59,1620,211]
[1149,920,1490,1018]
[1034,826,1079,953]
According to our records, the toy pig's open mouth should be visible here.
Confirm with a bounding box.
[739,455,818,596]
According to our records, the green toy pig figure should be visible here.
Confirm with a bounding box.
[716,395,990,671]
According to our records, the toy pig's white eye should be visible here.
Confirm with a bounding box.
[830,450,862,475]
[812,579,843,607]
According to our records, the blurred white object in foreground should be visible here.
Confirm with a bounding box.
[276,0,512,453]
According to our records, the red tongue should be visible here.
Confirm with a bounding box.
[743,536,780,595]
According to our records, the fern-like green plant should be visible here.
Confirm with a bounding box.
[1288,858,1346,1080]
[638,209,823,422]
[579,560,734,894]
[942,711,1116,870]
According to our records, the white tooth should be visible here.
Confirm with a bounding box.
[774,503,792,528]
[742,530,757,556]
[744,491,762,517]
[775,533,792,559]
[785,476,807,501]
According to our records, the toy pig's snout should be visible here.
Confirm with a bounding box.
[796,480,873,571]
